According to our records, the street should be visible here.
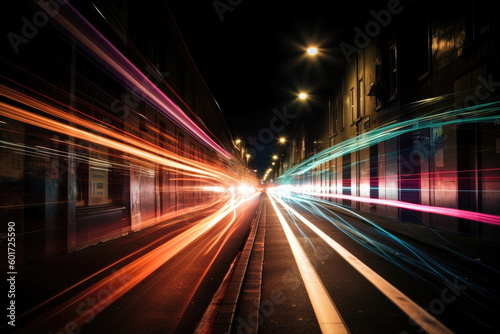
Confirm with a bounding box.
[3,191,500,333]
[234,192,500,334]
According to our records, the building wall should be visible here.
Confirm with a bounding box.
[0,1,240,264]
[284,0,500,239]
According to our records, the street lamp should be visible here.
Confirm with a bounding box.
[298,92,308,100]
[306,46,318,56]
[234,139,242,152]
[278,137,286,144]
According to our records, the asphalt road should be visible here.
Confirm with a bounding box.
[80,195,261,334]
[5,191,499,334]
[245,192,500,334]
[5,194,261,334]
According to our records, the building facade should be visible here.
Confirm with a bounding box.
[1,0,243,265]
[280,0,500,240]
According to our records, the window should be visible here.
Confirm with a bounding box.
[359,78,365,118]
[375,60,383,109]
[178,132,185,156]
[465,0,497,42]
[190,142,195,160]
[350,87,356,124]
[76,145,113,207]
[389,44,398,98]
[420,15,430,77]
[159,120,167,148]
[337,93,344,132]
[342,154,351,196]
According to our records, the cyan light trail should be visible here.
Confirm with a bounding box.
[279,99,500,179]
[270,191,456,334]
[269,191,500,332]
[273,191,456,283]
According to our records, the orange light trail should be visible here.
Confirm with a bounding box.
[19,192,260,333]
[0,85,252,191]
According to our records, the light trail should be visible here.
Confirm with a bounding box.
[277,193,471,284]
[272,190,500,327]
[0,81,258,259]
[268,193,350,334]
[1,2,252,332]
[14,198,226,323]
[279,100,500,179]
[20,192,260,333]
[36,3,232,159]
[287,188,500,226]
[0,89,248,190]
[269,192,455,334]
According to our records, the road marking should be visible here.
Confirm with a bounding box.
[272,194,454,334]
[268,193,350,334]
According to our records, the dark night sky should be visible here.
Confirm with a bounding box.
[167,0,348,128]
[166,0,386,171]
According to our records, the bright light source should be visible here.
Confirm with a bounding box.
[235,139,241,144]
[299,92,308,100]
[307,47,318,55]
[238,184,255,194]
[272,155,278,160]
[203,186,226,193]
[279,137,286,144]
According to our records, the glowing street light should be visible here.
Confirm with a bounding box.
[298,92,308,100]
[306,46,318,56]
[272,155,278,160]
[278,137,286,144]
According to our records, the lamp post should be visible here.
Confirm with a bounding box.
[234,139,242,150]
[234,138,244,159]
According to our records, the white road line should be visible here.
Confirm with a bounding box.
[272,194,454,334]
[267,193,350,334]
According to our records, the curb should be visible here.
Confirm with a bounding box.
[211,196,265,334]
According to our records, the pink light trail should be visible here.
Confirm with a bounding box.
[296,191,500,226]
[43,3,232,159]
